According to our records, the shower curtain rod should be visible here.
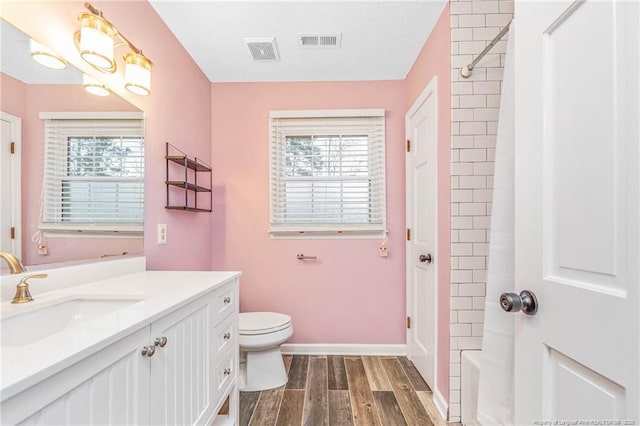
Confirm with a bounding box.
[460,19,512,78]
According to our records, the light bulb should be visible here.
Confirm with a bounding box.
[30,39,67,70]
[83,74,110,96]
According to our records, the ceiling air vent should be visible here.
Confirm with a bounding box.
[299,33,342,48]
[244,37,280,61]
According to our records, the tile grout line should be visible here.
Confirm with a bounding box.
[247,392,260,426]
[301,355,311,425]
[323,356,329,425]
[273,355,294,426]
[273,387,287,426]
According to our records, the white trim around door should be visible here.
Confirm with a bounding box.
[405,76,439,397]
[1,111,22,258]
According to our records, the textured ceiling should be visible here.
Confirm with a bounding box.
[149,1,447,83]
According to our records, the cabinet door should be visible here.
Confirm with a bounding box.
[3,328,150,425]
[149,297,213,425]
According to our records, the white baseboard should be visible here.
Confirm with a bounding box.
[433,388,448,421]
[281,343,407,356]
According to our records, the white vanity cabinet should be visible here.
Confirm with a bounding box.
[149,279,239,425]
[1,276,239,426]
[2,327,152,425]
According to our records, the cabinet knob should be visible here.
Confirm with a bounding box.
[223,332,231,340]
[223,296,231,304]
[141,345,156,357]
[223,367,231,376]
[154,336,168,347]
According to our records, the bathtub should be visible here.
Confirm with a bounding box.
[461,350,482,426]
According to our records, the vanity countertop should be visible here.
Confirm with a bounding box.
[0,270,241,401]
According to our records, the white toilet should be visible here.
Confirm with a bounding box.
[238,312,293,392]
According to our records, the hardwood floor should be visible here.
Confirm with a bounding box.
[239,355,449,426]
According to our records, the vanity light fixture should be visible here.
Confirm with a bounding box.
[30,39,67,70]
[124,52,152,96]
[83,74,110,96]
[77,11,116,72]
[74,2,153,95]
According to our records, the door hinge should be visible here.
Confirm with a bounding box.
[407,316,411,329]
[406,228,411,241]
[406,139,411,152]
[10,227,15,239]
[10,142,15,154]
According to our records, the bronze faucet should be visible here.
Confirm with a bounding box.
[11,274,48,303]
[0,252,27,274]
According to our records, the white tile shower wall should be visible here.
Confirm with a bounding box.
[449,0,512,421]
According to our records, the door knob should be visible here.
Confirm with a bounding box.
[500,290,538,316]
[419,254,432,264]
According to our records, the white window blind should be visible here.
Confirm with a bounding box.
[41,117,144,235]
[270,110,386,237]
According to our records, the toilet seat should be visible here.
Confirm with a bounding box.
[239,312,292,336]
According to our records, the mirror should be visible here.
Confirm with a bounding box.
[0,18,144,271]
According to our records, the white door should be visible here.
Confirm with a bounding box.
[514,0,639,423]
[406,78,438,390]
[0,112,21,257]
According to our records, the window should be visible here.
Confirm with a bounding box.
[269,109,386,237]
[40,113,144,236]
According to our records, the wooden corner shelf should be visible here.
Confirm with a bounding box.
[165,143,212,212]
[166,155,211,172]
[165,181,211,192]
[165,206,212,212]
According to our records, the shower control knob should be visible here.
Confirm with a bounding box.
[500,290,538,316]
[419,254,432,264]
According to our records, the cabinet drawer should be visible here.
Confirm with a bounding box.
[213,315,236,357]
[213,280,237,324]
[214,350,236,404]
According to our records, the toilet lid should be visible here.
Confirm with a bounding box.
[239,312,292,335]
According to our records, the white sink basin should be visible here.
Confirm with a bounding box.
[1,297,143,347]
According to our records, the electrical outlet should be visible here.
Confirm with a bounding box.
[379,246,388,257]
[157,224,167,244]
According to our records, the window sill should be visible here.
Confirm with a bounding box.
[269,226,386,240]
[39,224,143,239]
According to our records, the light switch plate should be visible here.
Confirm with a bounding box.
[157,224,167,244]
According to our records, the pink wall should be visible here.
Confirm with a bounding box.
[405,4,452,402]
[211,81,407,344]
[1,1,213,270]
[1,75,143,265]
[1,73,27,118]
